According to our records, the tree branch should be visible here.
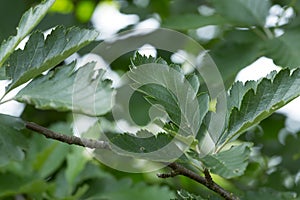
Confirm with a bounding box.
[162,163,240,200]
[25,122,110,149]
[25,121,239,200]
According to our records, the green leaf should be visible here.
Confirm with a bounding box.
[175,189,211,200]
[15,62,113,116]
[0,114,27,166]
[219,68,300,146]
[0,175,53,199]
[162,14,227,30]
[65,146,89,186]
[265,28,300,68]
[106,130,183,162]
[186,74,200,94]
[244,188,298,200]
[0,67,6,80]
[0,0,55,67]
[32,122,71,178]
[210,30,263,87]
[201,143,251,179]
[5,26,98,92]
[212,0,271,26]
[86,178,175,200]
[129,53,208,137]
[227,80,257,112]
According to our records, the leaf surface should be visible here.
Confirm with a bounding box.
[201,143,251,179]
[219,68,300,146]
[265,28,300,68]
[0,0,55,67]
[106,130,183,162]
[5,26,98,92]
[0,114,27,166]
[212,0,270,26]
[15,62,113,116]
[162,14,227,30]
[129,53,208,138]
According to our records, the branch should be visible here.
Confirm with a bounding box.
[161,162,239,200]
[25,122,110,149]
[25,121,238,200]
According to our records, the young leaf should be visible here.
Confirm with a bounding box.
[5,26,98,93]
[218,68,300,146]
[15,62,113,116]
[212,0,271,26]
[200,143,251,179]
[0,114,27,166]
[0,0,55,67]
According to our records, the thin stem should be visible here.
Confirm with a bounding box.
[0,97,14,105]
[25,122,110,149]
[263,27,274,39]
[204,168,213,186]
[163,163,240,200]
[25,121,239,199]
[251,27,268,40]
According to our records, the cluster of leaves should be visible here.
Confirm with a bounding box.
[1,0,300,199]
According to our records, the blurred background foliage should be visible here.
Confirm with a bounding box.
[1,0,300,199]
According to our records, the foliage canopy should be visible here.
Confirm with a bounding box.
[1,0,300,199]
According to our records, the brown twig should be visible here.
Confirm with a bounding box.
[25,122,110,149]
[163,163,240,200]
[157,171,179,178]
[25,121,238,200]
[204,168,213,186]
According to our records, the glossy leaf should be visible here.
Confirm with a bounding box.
[201,143,251,179]
[0,0,55,67]
[15,62,113,116]
[5,26,98,92]
[0,114,27,166]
